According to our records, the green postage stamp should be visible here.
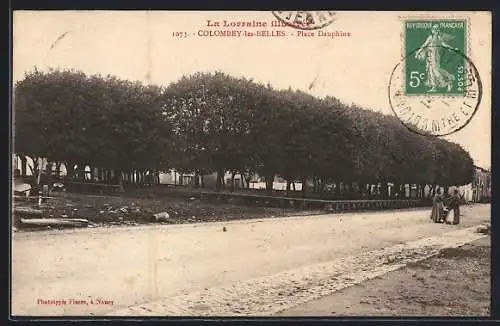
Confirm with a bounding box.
[404,20,467,95]
[389,17,481,137]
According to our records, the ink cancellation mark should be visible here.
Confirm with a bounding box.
[388,19,481,137]
[272,11,337,30]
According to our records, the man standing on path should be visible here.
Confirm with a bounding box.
[451,189,461,225]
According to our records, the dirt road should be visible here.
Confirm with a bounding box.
[11,204,490,316]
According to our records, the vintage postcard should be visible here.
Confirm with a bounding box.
[11,11,491,317]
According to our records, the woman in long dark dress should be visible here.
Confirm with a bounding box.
[430,188,444,223]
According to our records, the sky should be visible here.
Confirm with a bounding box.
[12,11,492,169]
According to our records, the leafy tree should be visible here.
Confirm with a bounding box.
[14,68,476,197]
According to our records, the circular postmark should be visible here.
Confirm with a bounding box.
[388,46,482,137]
[272,11,337,30]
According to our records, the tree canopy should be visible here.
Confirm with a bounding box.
[13,68,475,194]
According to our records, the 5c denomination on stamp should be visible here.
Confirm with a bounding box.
[389,19,481,136]
[272,11,336,30]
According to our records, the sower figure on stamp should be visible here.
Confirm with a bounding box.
[414,24,459,93]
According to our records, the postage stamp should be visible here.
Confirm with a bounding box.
[272,11,337,30]
[389,18,482,136]
[404,20,467,96]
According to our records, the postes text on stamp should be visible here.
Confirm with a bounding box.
[389,19,481,137]
[272,11,336,30]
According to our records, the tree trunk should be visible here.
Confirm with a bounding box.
[200,173,204,188]
[45,161,53,176]
[216,169,223,191]
[230,172,236,192]
[36,157,42,186]
[319,177,325,193]
[113,170,120,184]
[392,182,400,198]
[240,173,246,189]
[221,172,226,189]
[194,170,200,187]
[117,170,124,191]
[358,181,365,197]
[20,156,27,176]
[311,176,315,193]
[241,171,251,189]
[27,156,38,176]
[55,162,61,178]
[301,176,307,198]
[265,173,274,196]
[65,161,75,180]
[292,181,296,192]
[351,182,357,198]
[286,180,291,197]
[82,165,89,181]
[331,181,337,196]
[245,174,251,189]
[382,182,389,199]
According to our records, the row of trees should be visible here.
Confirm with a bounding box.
[13,69,475,197]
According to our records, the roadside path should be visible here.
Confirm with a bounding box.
[11,204,490,316]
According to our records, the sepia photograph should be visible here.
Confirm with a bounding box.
[11,11,492,317]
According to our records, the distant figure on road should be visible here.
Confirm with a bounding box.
[450,189,461,225]
[430,188,444,223]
